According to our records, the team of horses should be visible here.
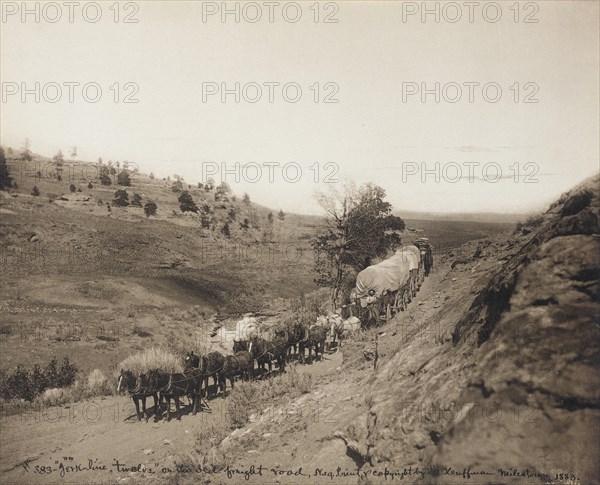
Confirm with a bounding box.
[117,241,434,422]
[117,324,330,422]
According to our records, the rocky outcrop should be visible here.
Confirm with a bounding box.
[362,175,600,483]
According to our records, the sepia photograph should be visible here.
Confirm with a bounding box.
[0,1,598,484]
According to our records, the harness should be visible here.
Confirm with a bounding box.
[156,370,202,394]
[249,340,276,361]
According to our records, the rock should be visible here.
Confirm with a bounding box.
[450,259,468,269]
[143,449,154,455]
[29,234,39,242]
[363,174,600,484]
[521,226,532,235]
[162,439,171,445]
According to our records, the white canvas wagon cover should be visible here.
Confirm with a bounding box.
[355,249,412,298]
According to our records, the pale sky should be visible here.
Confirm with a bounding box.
[1,1,598,215]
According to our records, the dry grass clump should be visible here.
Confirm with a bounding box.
[228,365,313,428]
[118,347,183,374]
[85,369,113,396]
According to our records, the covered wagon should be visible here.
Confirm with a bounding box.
[354,245,421,324]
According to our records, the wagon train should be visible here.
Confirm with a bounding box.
[353,239,434,326]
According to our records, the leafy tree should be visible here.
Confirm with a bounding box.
[221,222,231,238]
[31,186,40,196]
[70,183,76,193]
[53,150,64,164]
[178,190,198,212]
[311,183,404,307]
[109,167,117,175]
[267,212,273,224]
[144,200,157,217]
[88,181,93,189]
[0,147,12,190]
[243,192,251,204]
[112,189,129,207]
[278,209,285,221]
[171,179,183,193]
[197,182,203,189]
[131,193,143,207]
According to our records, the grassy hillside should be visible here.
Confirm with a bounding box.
[0,148,515,376]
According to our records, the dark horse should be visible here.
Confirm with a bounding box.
[248,335,287,376]
[184,351,225,398]
[117,369,160,422]
[147,369,201,421]
[301,325,328,363]
[220,351,253,395]
[274,320,308,362]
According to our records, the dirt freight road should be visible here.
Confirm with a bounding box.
[0,255,450,485]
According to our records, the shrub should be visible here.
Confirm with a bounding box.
[117,170,131,186]
[99,173,112,185]
[31,364,47,395]
[31,186,40,196]
[132,324,152,338]
[41,387,65,406]
[85,369,111,396]
[112,189,129,207]
[178,190,198,212]
[87,182,93,189]
[144,200,157,217]
[171,180,183,193]
[131,193,142,207]
[58,357,78,387]
[3,365,34,401]
[0,146,12,190]
[221,222,230,238]
[70,183,76,193]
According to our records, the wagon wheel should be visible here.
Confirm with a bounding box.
[394,291,404,312]
[386,302,392,321]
